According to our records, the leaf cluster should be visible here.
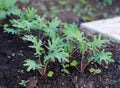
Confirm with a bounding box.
[0,0,18,20]
[1,2,115,78]
[4,7,40,35]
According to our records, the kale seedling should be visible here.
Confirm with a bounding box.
[23,35,69,77]
[2,3,114,77]
[89,68,101,75]
[63,23,114,72]
[19,80,28,87]
[0,0,19,20]
[4,7,40,35]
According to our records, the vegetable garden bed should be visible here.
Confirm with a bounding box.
[0,0,120,88]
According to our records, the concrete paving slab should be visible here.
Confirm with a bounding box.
[80,17,120,41]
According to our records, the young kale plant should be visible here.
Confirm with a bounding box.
[4,8,37,35]
[23,20,114,76]
[63,23,114,72]
[4,7,45,35]
[21,17,70,77]
[97,0,116,9]
[22,35,69,77]
[2,2,114,77]
[0,0,21,20]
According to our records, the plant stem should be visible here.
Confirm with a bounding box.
[44,61,49,74]
[80,54,84,72]
[75,66,81,73]
[69,47,79,58]
[38,57,42,64]
[38,69,44,76]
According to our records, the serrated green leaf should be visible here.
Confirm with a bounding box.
[63,23,84,42]
[49,17,61,28]
[63,43,74,53]
[23,59,43,71]
[88,50,114,64]
[0,0,16,10]
[4,28,20,34]
[44,37,69,63]
[89,35,109,51]
[79,41,89,54]
[41,17,61,38]
[25,7,37,20]
[23,35,44,57]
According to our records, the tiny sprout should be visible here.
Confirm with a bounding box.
[89,68,101,75]
[70,60,78,67]
[47,71,54,77]
[19,80,28,87]
[61,64,70,74]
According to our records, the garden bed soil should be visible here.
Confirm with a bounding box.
[0,0,120,88]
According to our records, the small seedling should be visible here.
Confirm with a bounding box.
[19,80,28,87]
[47,71,54,77]
[23,35,69,77]
[70,60,78,67]
[61,64,70,74]
[89,68,101,75]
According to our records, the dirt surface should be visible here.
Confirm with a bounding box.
[0,0,120,88]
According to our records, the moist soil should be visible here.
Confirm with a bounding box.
[0,0,120,88]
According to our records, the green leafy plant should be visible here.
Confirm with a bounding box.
[23,35,69,77]
[45,37,69,63]
[22,35,45,76]
[19,80,28,87]
[47,71,54,77]
[97,0,115,9]
[70,60,78,67]
[20,0,30,3]
[2,2,114,77]
[61,60,78,74]
[61,64,70,74]
[23,59,43,72]
[21,7,38,20]
[4,8,44,35]
[0,0,16,10]
[4,8,62,37]
[88,50,114,65]
[80,0,88,7]
[89,68,101,75]
[49,3,59,18]
[0,0,18,20]
[102,0,115,6]
[41,17,61,38]
[23,35,44,57]
[63,23,114,72]
[22,20,114,76]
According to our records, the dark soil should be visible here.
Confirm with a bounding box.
[0,0,120,88]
